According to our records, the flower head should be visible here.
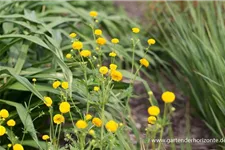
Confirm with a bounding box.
[111,38,119,44]
[148,38,156,45]
[93,86,100,92]
[109,52,117,57]
[80,50,91,57]
[88,129,95,136]
[13,144,24,150]
[162,91,175,103]
[85,114,92,121]
[59,102,70,114]
[148,106,160,116]
[66,53,72,59]
[0,125,6,136]
[105,120,118,133]
[7,119,16,127]
[53,114,65,124]
[72,41,83,50]
[148,116,157,124]
[69,33,77,38]
[32,78,36,82]
[96,37,106,45]
[140,58,149,67]
[110,64,117,71]
[132,27,140,33]
[90,11,98,17]
[94,29,102,36]
[92,117,102,127]
[42,135,50,140]
[61,81,69,90]
[52,81,61,89]
[0,109,9,119]
[99,66,108,75]
[111,70,123,82]
[76,120,88,129]
[44,96,53,107]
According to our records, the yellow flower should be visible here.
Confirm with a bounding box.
[0,125,6,136]
[80,50,91,57]
[148,38,156,45]
[162,91,175,103]
[72,41,83,50]
[110,64,117,71]
[109,52,117,57]
[53,114,65,124]
[0,109,9,118]
[42,135,50,140]
[96,37,106,45]
[13,144,24,150]
[88,129,95,136]
[76,120,88,129]
[93,86,100,92]
[119,123,123,126]
[61,81,69,89]
[92,117,102,127]
[99,66,108,75]
[105,120,118,133]
[7,119,16,127]
[94,29,102,36]
[8,144,12,148]
[148,106,160,116]
[85,114,93,121]
[90,11,98,17]
[140,58,149,67]
[111,70,123,82]
[132,27,140,33]
[66,53,72,59]
[32,78,36,82]
[96,47,100,51]
[44,96,53,107]
[111,38,119,44]
[52,80,61,89]
[59,102,70,114]
[69,33,77,38]
[148,116,157,124]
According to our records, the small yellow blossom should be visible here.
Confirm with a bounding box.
[88,129,95,136]
[76,120,88,129]
[0,109,9,119]
[42,135,50,140]
[61,81,69,89]
[90,11,98,17]
[111,38,119,44]
[92,117,102,127]
[96,37,106,45]
[80,50,91,57]
[13,144,24,150]
[162,91,175,103]
[93,86,100,92]
[105,120,118,133]
[52,80,61,89]
[148,106,160,116]
[111,70,123,82]
[140,58,149,67]
[110,64,117,71]
[94,29,102,36]
[69,33,76,38]
[53,114,65,124]
[7,119,16,127]
[96,47,100,50]
[72,41,83,50]
[66,53,72,59]
[109,52,117,57]
[132,27,140,33]
[59,102,70,114]
[8,144,12,148]
[32,78,36,82]
[148,38,156,45]
[85,114,93,120]
[0,125,6,136]
[44,96,53,107]
[119,123,123,126]
[99,66,108,75]
[148,116,157,124]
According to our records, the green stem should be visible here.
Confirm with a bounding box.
[158,103,167,149]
